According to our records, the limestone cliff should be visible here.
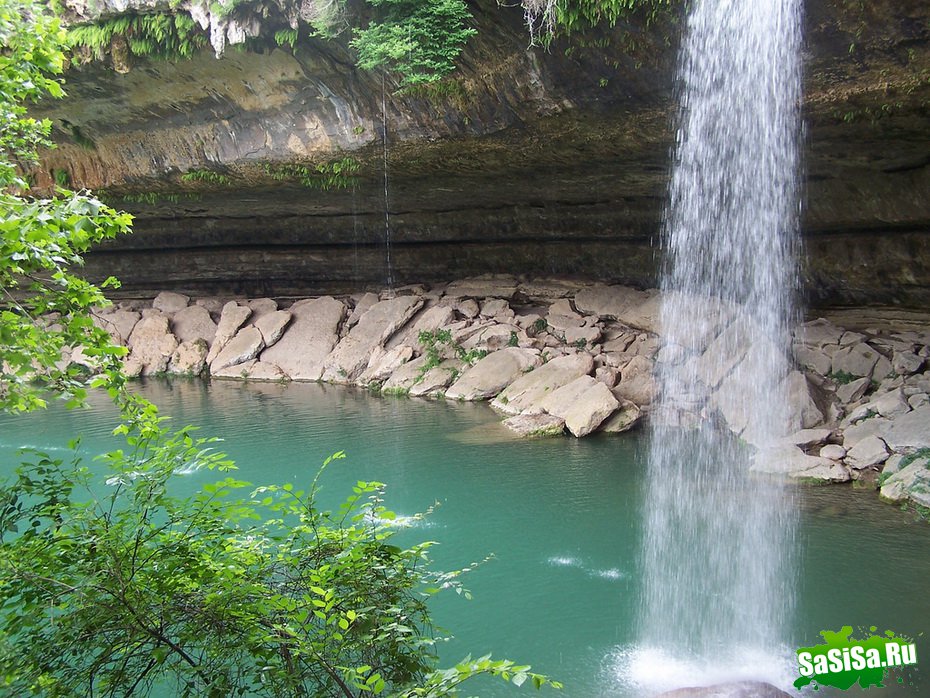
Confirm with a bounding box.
[32,0,930,307]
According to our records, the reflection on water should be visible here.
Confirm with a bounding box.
[0,378,927,696]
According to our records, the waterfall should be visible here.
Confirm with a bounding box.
[634,0,803,690]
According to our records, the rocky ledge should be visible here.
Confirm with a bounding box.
[72,275,930,514]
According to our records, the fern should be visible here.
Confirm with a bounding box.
[67,12,207,61]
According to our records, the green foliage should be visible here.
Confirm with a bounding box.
[51,167,70,187]
[533,318,548,333]
[899,448,930,470]
[180,168,233,185]
[274,27,299,48]
[508,331,520,347]
[0,0,134,414]
[523,0,675,46]
[351,0,477,86]
[828,370,859,385]
[263,157,361,190]
[416,329,487,382]
[67,11,207,61]
[0,439,561,697]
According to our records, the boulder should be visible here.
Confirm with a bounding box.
[126,315,179,375]
[836,376,870,404]
[387,304,456,350]
[409,359,463,397]
[784,371,825,430]
[794,318,844,348]
[908,393,929,409]
[454,298,480,318]
[883,405,930,452]
[830,344,882,379]
[501,413,565,437]
[93,308,140,345]
[152,291,189,314]
[322,296,424,383]
[537,376,620,437]
[345,292,379,330]
[359,345,415,385]
[573,284,659,333]
[819,443,847,460]
[246,298,278,323]
[244,360,289,381]
[594,366,618,388]
[613,355,656,406]
[381,356,430,394]
[194,297,225,315]
[206,302,252,364]
[170,305,218,347]
[210,326,265,372]
[752,445,851,483]
[168,339,208,375]
[491,353,595,415]
[893,351,924,375]
[872,387,911,419]
[446,347,541,401]
[880,457,930,507]
[479,298,510,317]
[783,428,833,448]
[254,310,292,348]
[598,399,642,433]
[259,297,346,381]
[794,344,832,376]
[845,435,890,469]
[842,416,892,449]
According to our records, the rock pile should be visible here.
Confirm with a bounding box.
[85,276,930,511]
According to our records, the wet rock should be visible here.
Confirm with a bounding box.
[795,318,844,348]
[245,360,288,381]
[446,347,541,401]
[794,344,832,376]
[322,296,424,383]
[573,284,658,333]
[784,371,826,429]
[501,413,565,437]
[613,355,656,406]
[491,353,594,416]
[882,405,930,452]
[170,305,218,347]
[206,302,252,364]
[254,310,291,348]
[538,376,619,437]
[152,291,190,314]
[784,427,833,448]
[880,456,930,507]
[656,680,792,698]
[210,326,265,372]
[845,435,890,469]
[259,297,345,381]
[752,445,851,483]
[126,315,178,375]
[168,338,208,375]
[598,399,642,433]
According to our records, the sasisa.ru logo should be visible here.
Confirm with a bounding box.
[795,626,919,691]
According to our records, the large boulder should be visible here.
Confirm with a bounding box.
[258,297,346,380]
[206,301,252,364]
[446,348,542,401]
[358,345,415,385]
[170,305,218,347]
[210,326,265,372]
[573,284,659,333]
[126,315,178,375]
[253,310,292,348]
[598,399,642,433]
[93,308,140,345]
[537,376,619,437]
[322,296,424,383]
[152,291,190,314]
[880,455,930,507]
[168,338,208,375]
[491,353,594,415]
[656,681,792,698]
[408,359,463,398]
[752,445,851,483]
[612,355,656,406]
[502,413,565,437]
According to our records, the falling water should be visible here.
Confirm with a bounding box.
[635,0,803,689]
[381,73,395,291]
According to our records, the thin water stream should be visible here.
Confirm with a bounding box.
[0,380,926,696]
